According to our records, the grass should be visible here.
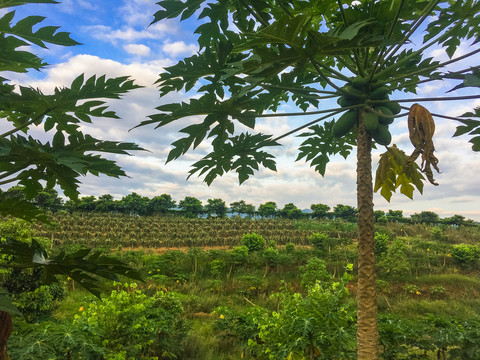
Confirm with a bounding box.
[391,299,480,320]
[415,273,480,288]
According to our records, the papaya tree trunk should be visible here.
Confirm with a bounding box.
[356,112,379,359]
[0,311,12,360]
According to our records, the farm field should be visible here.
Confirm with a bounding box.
[2,214,480,359]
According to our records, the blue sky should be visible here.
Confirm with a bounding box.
[3,1,480,221]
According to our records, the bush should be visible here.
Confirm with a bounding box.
[300,257,333,289]
[263,247,279,266]
[451,244,480,268]
[307,232,330,252]
[378,238,411,280]
[72,283,188,359]
[285,242,295,253]
[230,245,249,264]
[242,232,265,253]
[374,232,389,258]
[249,266,356,359]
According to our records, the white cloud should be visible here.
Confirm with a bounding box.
[162,41,197,57]
[84,22,175,44]
[119,0,159,26]
[124,43,151,57]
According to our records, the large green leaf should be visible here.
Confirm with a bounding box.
[0,238,143,298]
[0,1,57,9]
[374,146,425,202]
[0,289,20,316]
[187,133,279,185]
[296,120,356,176]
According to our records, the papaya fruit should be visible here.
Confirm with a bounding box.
[375,106,394,125]
[332,110,358,138]
[364,112,379,131]
[370,86,390,100]
[352,77,367,90]
[370,123,392,146]
[337,96,350,107]
[341,85,366,104]
[383,101,401,115]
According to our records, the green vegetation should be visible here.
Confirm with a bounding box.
[2,215,480,359]
[2,1,480,359]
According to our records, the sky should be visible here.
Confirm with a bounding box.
[3,0,480,221]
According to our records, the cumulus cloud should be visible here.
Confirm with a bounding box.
[84,22,175,44]
[124,43,151,56]
[161,41,197,57]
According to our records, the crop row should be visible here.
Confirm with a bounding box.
[33,213,321,247]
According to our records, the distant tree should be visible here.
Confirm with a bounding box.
[205,198,227,218]
[410,211,440,225]
[179,196,203,218]
[148,194,176,215]
[279,203,303,219]
[32,189,63,212]
[66,196,96,212]
[257,201,278,218]
[310,203,330,219]
[229,200,255,218]
[373,210,385,222]
[120,193,149,216]
[95,194,118,213]
[333,204,358,223]
[386,210,405,223]
[443,214,466,227]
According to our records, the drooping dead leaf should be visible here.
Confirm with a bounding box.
[407,103,440,185]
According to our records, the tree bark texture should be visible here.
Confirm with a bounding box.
[0,311,12,360]
[356,112,379,359]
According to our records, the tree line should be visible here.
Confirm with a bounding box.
[2,186,476,227]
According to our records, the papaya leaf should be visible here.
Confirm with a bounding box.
[0,289,20,316]
[0,238,143,298]
[296,120,356,176]
[374,146,425,201]
[187,133,279,185]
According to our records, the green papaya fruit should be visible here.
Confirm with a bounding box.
[375,106,394,125]
[383,101,401,115]
[370,86,390,100]
[332,110,358,138]
[370,123,392,146]
[352,77,367,90]
[337,96,349,107]
[341,85,366,103]
[364,112,379,131]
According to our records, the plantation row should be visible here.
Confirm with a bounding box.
[32,212,480,251]
[33,213,316,247]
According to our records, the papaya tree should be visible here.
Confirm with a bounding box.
[0,1,143,356]
[137,0,480,358]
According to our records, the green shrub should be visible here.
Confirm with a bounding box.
[230,245,249,264]
[242,232,265,253]
[285,242,295,253]
[378,238,411,280]
[374,232,389,258]
[73,283,188,359]
[300,257,332,289]
[249,266,356,359]
[263,247,279,266]
[307,232,330,252]
[451,244,480,268]
[209,259,226,278]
